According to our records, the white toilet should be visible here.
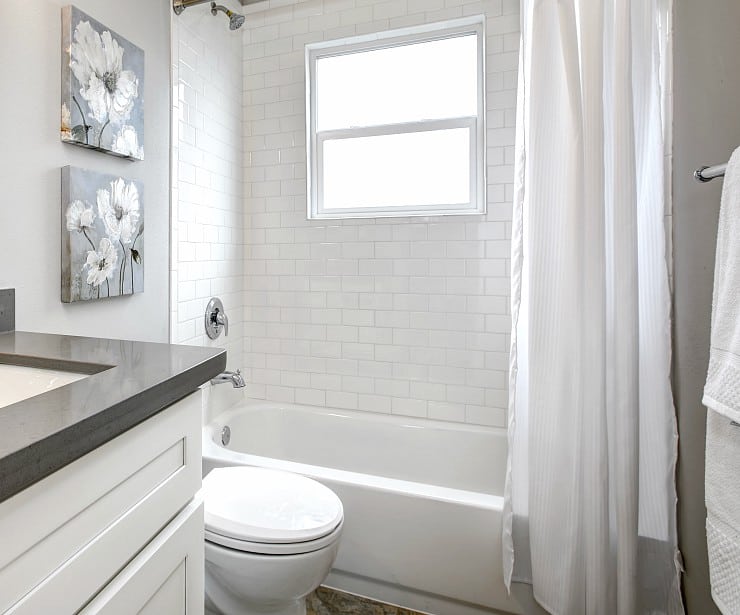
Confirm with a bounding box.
[202,466,344,615]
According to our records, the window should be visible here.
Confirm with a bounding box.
[306,17,486,219]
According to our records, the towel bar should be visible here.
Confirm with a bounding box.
[694,163,728,182]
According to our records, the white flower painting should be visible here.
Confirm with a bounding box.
[62,167,144,303]
[61,6,144,160]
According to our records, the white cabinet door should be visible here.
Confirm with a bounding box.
[0,391,202,614]
[81,498,205,615]
[139,561,186,615]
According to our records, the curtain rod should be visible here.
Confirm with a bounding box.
[694,163,728,183]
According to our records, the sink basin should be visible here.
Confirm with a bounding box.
[0,364,89,409]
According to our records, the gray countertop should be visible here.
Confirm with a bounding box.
[0,331,226,503]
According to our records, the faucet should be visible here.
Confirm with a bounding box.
[211,369,246,388]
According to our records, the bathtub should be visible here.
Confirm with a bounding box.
[202,402,522,615]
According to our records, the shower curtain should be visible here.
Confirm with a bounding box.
[503,1,683,614]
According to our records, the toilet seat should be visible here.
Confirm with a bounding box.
[202,466,344,555]
[205,519,343,555]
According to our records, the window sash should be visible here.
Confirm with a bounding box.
[315,118,478,218]
[306,17,486,219]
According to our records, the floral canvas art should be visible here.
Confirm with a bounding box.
[61,6,145,160]
[62,166,144,303]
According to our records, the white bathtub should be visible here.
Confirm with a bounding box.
[202,402,522,615]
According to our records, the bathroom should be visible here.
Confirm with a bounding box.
[0,0,739,614]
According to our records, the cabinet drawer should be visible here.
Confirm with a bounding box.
[0,391,202,613]
[81,498,204,615]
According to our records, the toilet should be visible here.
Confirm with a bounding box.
[202,466,344,615]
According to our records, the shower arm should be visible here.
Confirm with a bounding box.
[173,0,264,14]
[172,0,212,15]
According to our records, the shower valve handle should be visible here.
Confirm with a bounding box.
[214,309,228,336]
[205,297,229,339]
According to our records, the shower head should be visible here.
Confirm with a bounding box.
[210,2,246,30]
[172,0,246,30]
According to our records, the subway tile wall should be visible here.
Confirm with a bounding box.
[241,0,519,426]
[171,3,246,371]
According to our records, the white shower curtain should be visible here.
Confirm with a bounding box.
[503,1,683,614]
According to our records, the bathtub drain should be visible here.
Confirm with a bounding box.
[221,425,231,446]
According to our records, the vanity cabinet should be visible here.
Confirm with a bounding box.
[0,391,204,615]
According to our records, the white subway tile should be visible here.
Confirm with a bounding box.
[358,327,393,345]
[325,358,359,376]
[342,375,375,393]
[234,0,518,424]
[281,370,312,388]
[327,325,358,342]
[375,242,410,259]
[430,365,467,385]
[485,388,508,408]
[265,385,296,403]
[342,310,375,327]
[375,377,411,398]
[374,276,409,293]
[311,373,342,391]
[428,401,466,422]
[409,346,446,366]
[410,381,447,402]
[342,276,375,292]
[296,388,326,406]
[393,259,429,276]
[447,385,485,405]
[467,404,506,427]
[391,397,427,418]
[358,360,393,378]
[392,363,429,381]
[375,344,410,363]
[358,225,393,242]
[393,329,430,347]
[447,348,485,369]
[359,259,394,276]
[358,394,392,413]
[310,340,343,358]
[326,390,359,410]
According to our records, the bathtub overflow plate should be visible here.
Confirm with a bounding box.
[221,425,231,446]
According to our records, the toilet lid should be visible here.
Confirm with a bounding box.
[202,467,344,544]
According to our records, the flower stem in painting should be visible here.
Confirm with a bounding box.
[71,96,90,145]
[82,228,96,252]
[119,240,127,295]
[98,119,110,148]
[130,226,142,294]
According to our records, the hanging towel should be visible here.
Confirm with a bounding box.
[703,146,740,423]
[705,410,740,614]
[704,146,740,615]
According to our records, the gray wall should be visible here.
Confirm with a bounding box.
[0,0,171,341]
[673,0,740,612]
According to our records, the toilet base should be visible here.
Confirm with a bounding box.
[203,521,341,615]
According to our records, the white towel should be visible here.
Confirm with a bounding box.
[703,146,740,423]
[705,410,740,614]
[704,148,740,615]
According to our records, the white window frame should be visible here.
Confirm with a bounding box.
[305,16,487,220]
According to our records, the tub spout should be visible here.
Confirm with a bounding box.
[211,369,246,388]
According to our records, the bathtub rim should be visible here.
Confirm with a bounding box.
[208,399,508,438]
[203,402,505,508]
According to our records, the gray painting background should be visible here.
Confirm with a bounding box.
[62,166,144,303]
[61,5,145,160]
